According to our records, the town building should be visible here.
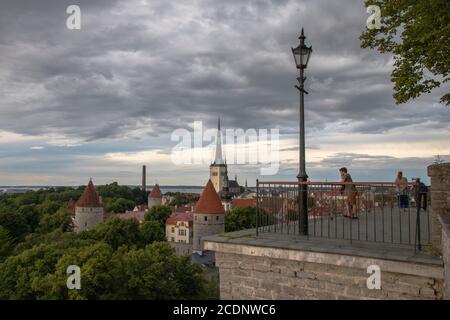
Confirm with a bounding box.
[73,179,104,233]
[210,118,228,194]
[210,118,242,210]
[166,211,194,255]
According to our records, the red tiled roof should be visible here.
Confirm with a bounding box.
[76,179,103,208]
[166,211,193,225]
[149,184,162,198]
[194,179,225,214]
[231,198,256,209]
[173,206,192,213]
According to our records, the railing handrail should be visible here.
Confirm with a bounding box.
[257,181,417,187]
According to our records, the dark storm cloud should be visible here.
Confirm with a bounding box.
[0,0,448,143]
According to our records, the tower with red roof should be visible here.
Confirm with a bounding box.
[148,183,163,209]
[73,179,104,232]
[193,179,225,253]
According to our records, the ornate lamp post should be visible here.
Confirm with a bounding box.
[291,28,312,236]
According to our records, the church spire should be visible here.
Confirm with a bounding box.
[214,117,224,165]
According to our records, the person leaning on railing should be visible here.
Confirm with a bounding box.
[339,167,358,219]
[413,178,428,211]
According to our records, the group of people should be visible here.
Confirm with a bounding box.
[395,171,429,211]
[338,168,428,219]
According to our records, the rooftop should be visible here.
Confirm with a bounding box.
[149,184,162,198]
[166,211,193,225]
[194,179,225,214]
[76,179,102,208]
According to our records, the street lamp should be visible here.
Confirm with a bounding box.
[291,28,312,236]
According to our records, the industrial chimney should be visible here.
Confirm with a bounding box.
[142,165,146,192]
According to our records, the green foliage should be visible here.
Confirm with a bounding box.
[104,197,135,213]
[0,211,31,242]
[97,182,145,205]
[141,220,165,244]
[17,204,42,233]
[0,240,208,300]
[36,207,73,234]
[0,186,217,300]
[0,226,13,260]
[166,192,199,207]
[0,242,65,299]
[144,205,171,226]
[119,242,205,299]
[225,207,257,232]
[360,0,450,105]
[81,217,144,250]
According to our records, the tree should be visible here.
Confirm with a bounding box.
[104,198,135,213]
[140,220,165,244]
[38,242,122,300]
[36,207,73,234]
[144,205,171,227]
[0,243,63,299]
[120,242,206,299]
[0,226,13,260]
[225,207,257,232]
[17,204,42,232]
[360,0,450,105]
[82,217,143,250]
[0,211,31,242]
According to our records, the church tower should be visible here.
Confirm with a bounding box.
[74,179,104,233]
[193,179,225,254]
[210,117,228,193]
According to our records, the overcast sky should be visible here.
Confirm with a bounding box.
[0,0,449,186]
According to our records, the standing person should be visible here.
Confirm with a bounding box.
[395,171,409,211]
[339,167,358,218]
[413,178,428,211]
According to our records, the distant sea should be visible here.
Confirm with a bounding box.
[0,185,205,194]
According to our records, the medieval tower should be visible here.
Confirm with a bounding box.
[210,117,228,193]
[193,179,225,254]
[74,179,104,233]
[148,183,163,209]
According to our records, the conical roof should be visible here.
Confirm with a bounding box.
[194,180,225,214]
[149,184,162,198]
[76,179,102,208]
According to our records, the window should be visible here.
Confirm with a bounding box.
[171,227,175,233]
[212,172,218,176]
[216,216,219,220]
[204,216,207,221]
[171,237,174,242]
[178,229,186,236]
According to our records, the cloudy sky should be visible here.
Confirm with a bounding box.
[0,0,449,186]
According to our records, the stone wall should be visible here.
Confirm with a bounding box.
[428,162,450,248]
[439,214,450,299]
[204,238,444,300]
[193,213,225,252]
[169,242,193,256]
[74,206,104,233]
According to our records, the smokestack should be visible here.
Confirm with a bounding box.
[142,165,146,192]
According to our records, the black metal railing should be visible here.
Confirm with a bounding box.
[256,181,431,250]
